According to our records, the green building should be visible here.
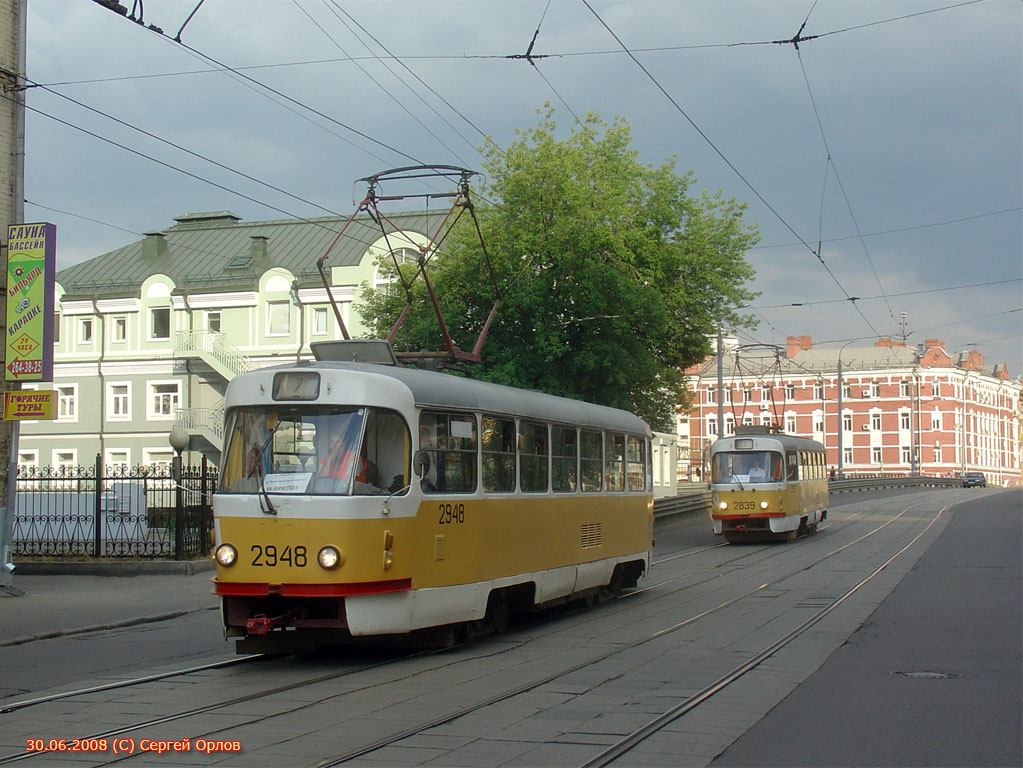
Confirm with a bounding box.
[18,210,441,473]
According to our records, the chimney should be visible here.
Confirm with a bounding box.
[142,231,168,259]
[786,335,812,358]
[249,235,268,262]
[924,338,944,350]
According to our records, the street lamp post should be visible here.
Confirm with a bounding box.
[169,428,189,560]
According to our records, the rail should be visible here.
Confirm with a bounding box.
[653,475,966,519]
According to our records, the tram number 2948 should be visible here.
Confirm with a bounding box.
[438,503,465,525]
[251,545,308,567]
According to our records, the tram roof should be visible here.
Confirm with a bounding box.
[243,360,651,436]
[709,430,824,453]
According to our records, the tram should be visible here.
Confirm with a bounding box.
[709,426,828,542]
[212,343,653,652]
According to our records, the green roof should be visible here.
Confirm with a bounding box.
[56,210,445,299]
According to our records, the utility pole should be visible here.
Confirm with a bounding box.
[1,0,27,590]
[716,327,724,438]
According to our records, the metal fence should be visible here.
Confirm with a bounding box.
[12,455,217,560]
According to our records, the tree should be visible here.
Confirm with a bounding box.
[358,109,758,431]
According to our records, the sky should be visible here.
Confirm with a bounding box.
[19,0,1023,375]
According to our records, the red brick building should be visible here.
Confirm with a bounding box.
[682,335,1022,487]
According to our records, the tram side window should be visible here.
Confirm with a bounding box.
[580,430,603,492]
[552,426,578,493]
[605,433,625,491]
[520,421,549,493]
[419,412,477,494]
[361,409,411,494]
[626,435,646,491]
[786,451,799,481]
[482,416,516,493]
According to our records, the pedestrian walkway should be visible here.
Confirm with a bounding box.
[0,563,217,647]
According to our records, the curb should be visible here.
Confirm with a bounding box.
[1,607,219,648]
[12,559,216,576]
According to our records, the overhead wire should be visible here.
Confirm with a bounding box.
[8,91,426,255]
[794,43,896,326]
[293,0,472,168]
[55,0,990,89]
[750,278,1022,309]
[510,0,582,123]
[323,1,489,147]
[750,207,1022,251]
[579,0,884,340]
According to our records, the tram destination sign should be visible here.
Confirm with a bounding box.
[5,222,56,382]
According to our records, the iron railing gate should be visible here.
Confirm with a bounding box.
[12,455,217,559]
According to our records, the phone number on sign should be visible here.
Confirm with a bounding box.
[26,738,241,755]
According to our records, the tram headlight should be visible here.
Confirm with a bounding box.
[318,546,343,570]
[215,544,237,567]
[760,500,769,510]
[718,501,728,511]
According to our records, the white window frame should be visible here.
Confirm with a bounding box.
[871,447,882,464]
[107,381,131,421]
[843,447,853,465]
[313,307,329,336]
[786,414,797,433]
[899,411,911,431]
[266,301,291,336]
[148,380,180,420]
[57,383,78,422]
[53,449,77,471]
[842,413,853,433]
[112,315,127,343]
[206,310,222,334]
[901,446,912,464]
[871,412,882,431]
[79,318,93,344]
[143,449,175,484]
[150,306,171,341]
[106,449,131,474]
[17,449,38,473]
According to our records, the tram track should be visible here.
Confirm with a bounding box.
[308,496,954,766]
[0,492,957,766]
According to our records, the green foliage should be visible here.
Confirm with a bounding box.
[357,109,758,431]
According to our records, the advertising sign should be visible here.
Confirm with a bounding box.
[5,222,56,382]
[2,390,56,420]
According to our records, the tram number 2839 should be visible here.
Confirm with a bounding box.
[438,503,466,525]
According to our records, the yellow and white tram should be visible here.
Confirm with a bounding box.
[709,426,828,542]
[213,350,653,652]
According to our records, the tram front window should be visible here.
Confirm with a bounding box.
[713,451,783,484]
[220,406,410,495]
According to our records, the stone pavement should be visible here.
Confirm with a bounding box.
[0,561,217,647]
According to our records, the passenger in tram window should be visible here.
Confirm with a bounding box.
[748,457,766,481]
[771,454,783,481]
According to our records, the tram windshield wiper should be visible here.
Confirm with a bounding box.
[254,421,283,515]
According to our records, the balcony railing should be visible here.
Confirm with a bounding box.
[175,330,254,380]
[175,404,225,449]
